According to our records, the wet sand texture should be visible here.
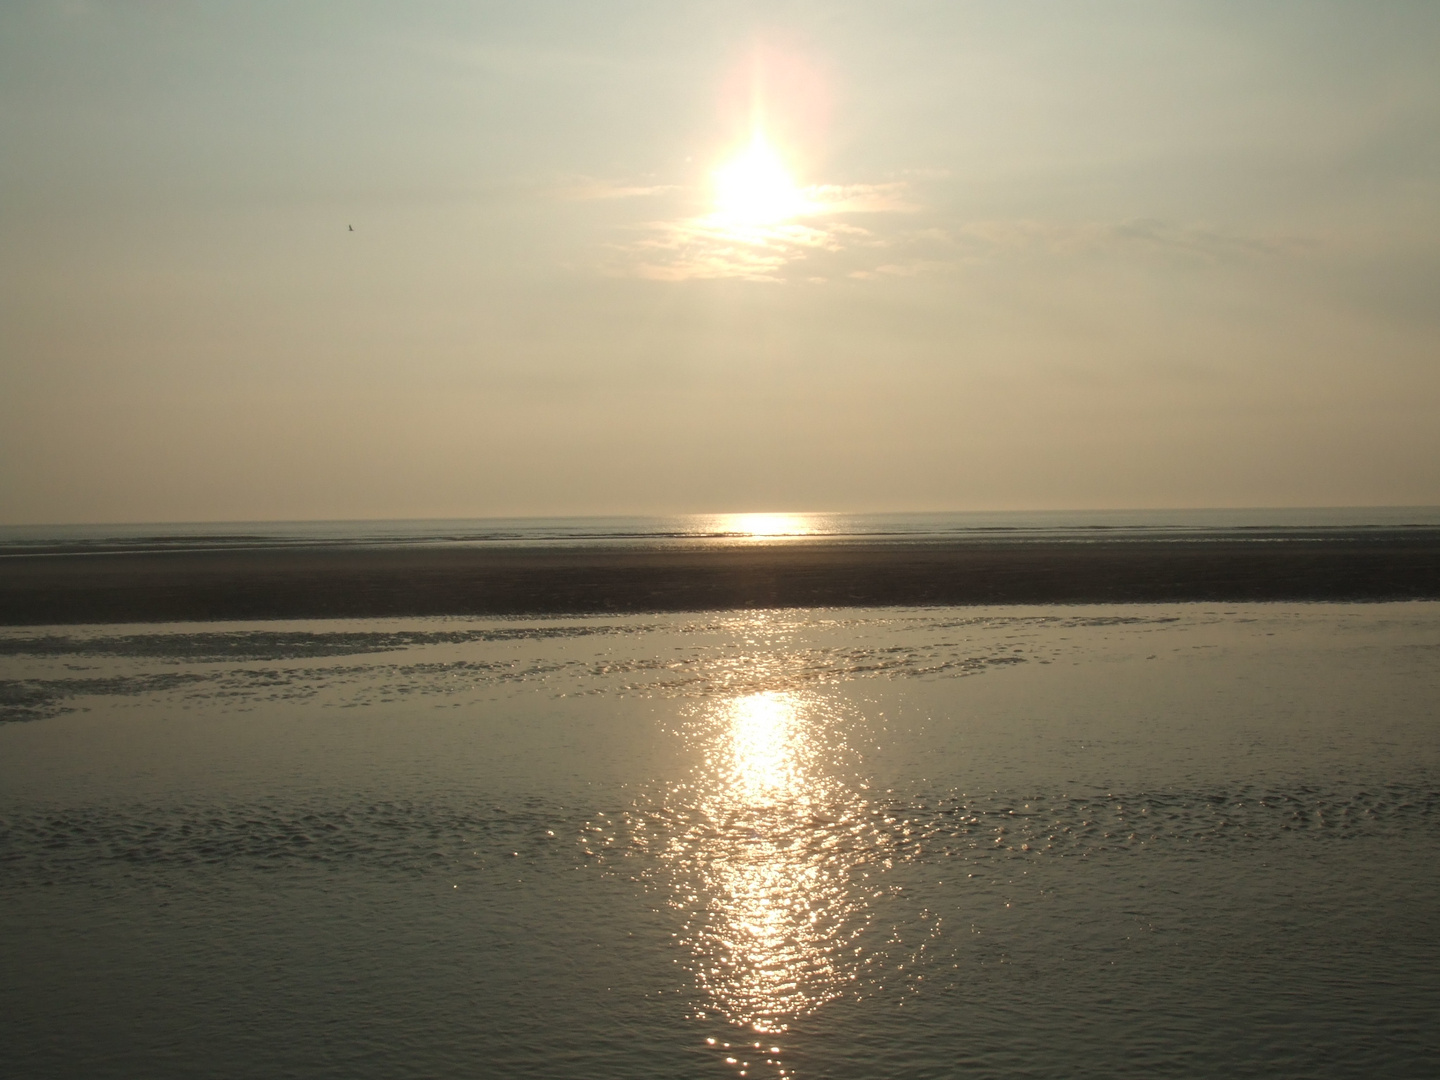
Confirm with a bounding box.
[3,534,1439,624]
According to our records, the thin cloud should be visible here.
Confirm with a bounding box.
[840,217,1315,277]
[805,181,918,214]
[611,180,915,282]
[624,219,847,283]
[557,177,678,201]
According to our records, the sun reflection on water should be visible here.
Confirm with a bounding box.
[720,692,806,802]
[644,675,879,1043]
[712,513,816,539]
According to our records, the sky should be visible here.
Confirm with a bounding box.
[2,0,1438,524]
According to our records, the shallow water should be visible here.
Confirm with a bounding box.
[3,604,1439,1078]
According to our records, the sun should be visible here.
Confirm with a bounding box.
[712,132,809,226]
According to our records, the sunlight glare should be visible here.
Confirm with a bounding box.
[712,133,809,226]
[648,682,876,1034]
[726,691,802,802]
[719,513,812,538]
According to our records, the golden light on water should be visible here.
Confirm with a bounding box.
[715,513,814,538]
[645,673,878,1039]
[715,691,810,806]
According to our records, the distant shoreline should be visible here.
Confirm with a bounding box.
[2,534,1438,625]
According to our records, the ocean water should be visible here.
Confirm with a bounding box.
[2,603,1439,1078]
[4,505,1440,555]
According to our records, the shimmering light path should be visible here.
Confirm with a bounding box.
[646,689,875,1040]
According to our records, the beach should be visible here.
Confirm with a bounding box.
[3,602,1439,1078]
[4,509,1440,1079]
[3,531,1439,624]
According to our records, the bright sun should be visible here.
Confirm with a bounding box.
[712,133,808,226]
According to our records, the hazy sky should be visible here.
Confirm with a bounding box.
[3,0,1438,523]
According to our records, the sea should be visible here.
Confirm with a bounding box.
[3,510,1440,1078]
[3,506,1440,555]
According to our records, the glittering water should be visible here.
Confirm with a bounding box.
[3,605,1439,1078]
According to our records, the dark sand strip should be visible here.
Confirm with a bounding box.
[3,534,1439,625]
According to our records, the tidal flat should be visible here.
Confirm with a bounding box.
[3,604,1439,1078]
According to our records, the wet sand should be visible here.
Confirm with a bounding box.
[3,533,1439,624]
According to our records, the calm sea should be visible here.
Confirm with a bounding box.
[3,602,1439,1078]
[3,506,1440,555]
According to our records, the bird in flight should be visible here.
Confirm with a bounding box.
[348,224,354,231]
